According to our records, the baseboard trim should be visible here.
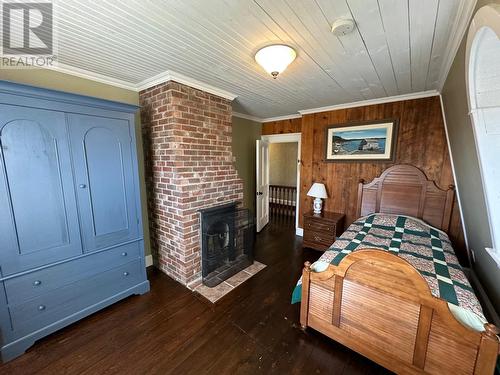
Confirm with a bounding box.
[145,255,153,267]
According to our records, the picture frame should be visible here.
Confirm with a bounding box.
[324,119,398,162]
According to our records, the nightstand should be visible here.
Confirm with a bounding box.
[303,211,345,251]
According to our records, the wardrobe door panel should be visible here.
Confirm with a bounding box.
[84,127,129,236]
[0,105,82,275]
[68,114,139,252]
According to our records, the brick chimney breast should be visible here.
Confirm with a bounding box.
[140,81,243,286]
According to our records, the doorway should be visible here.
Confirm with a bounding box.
[269,142,298,225]
[256,133,301,233]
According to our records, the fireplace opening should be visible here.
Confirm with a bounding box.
[200,203,255,287]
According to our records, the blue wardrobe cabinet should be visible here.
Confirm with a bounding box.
[0,81,150,362]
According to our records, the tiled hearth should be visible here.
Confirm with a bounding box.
[195,262,266,303]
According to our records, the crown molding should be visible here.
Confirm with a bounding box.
[232,112,263,123]
[44,64,238,101]
[135,70,238,100]
[298,90,440,115]
[45,65,439,118]
[133,71,171,92]
[261,113,302,123]
[250,90,441,122]
[437,0,478,90]
[45,63,138,91]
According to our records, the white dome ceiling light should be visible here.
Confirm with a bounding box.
[331,19,356,36]
[255,44,297,79]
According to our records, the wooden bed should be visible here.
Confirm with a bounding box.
[300,165,499,375]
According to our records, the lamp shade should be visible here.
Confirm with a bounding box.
[307,183,328,199]
[255,44,296,78]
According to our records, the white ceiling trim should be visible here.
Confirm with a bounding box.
[232,112,263,123]
[255,89,440,122]
[44,63,238,101]
[297,90,440,115]
[135,70,238,100]
[46,63,138,91]
[46,62,440,122]
[437,0,478,90]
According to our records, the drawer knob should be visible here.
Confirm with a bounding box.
[123,271,129,277]
[38,305,46,311]
[33,280,42,286]
[121,252,128,256]
[79,184,87,189]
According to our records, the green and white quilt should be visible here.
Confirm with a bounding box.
[292,214,486,325]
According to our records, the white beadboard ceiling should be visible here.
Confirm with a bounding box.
[14,0,477,119]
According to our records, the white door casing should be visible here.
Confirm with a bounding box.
[256,139,269,232]
[260,133,302,235]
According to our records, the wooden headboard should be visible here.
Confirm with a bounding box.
[356,165,455,232]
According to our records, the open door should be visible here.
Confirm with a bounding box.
[256,139,269,232]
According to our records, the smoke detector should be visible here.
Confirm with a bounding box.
[331,19,356,36]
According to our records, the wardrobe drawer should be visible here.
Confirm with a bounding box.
[4,242,141,305]
[9,260,143,334]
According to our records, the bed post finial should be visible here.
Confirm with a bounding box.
[483,323,500,338]
[476,323,500,369]
[304,261,311,272]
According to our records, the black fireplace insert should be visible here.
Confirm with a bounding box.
[199,203,255,287]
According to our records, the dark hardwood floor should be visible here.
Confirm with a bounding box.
[1,221,391,374]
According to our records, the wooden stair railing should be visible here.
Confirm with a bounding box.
[269,185,296,221]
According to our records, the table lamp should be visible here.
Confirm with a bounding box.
[307,183,328,214]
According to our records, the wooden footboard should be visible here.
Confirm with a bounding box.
[300,250,500,375]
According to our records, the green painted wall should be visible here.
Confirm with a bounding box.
[0,69,152,256]
[231,116,262,214]
[0,70,138,104]
[441,0,500,313]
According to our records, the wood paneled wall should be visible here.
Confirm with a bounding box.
[266,96,468,265]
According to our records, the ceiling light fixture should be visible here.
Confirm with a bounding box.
[255,44,296,79]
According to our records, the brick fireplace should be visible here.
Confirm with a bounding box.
[140,81,243,287]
